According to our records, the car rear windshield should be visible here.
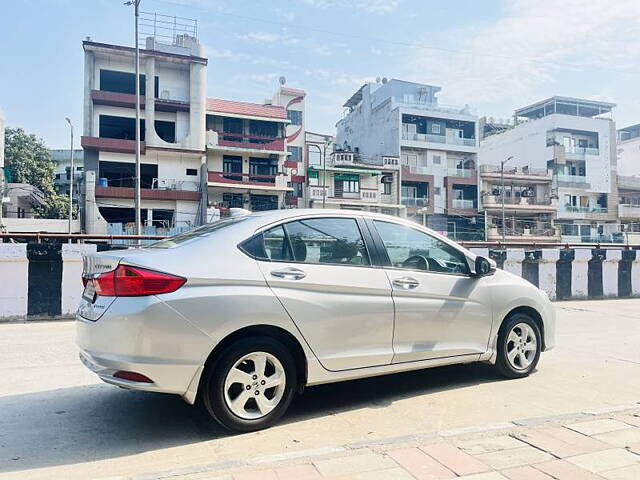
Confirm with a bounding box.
[146,217,247,249]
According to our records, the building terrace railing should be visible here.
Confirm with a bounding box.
[401,131,476,147]
[207,130,285,152]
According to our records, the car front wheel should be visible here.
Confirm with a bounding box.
[201,337,297,432]
[496,313,541,379]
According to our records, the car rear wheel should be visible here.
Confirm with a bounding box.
[201,337,297,432]
[496,313,541,379]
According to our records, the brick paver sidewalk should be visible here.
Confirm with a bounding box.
[119,406,640,480]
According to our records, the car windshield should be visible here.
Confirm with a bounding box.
[146,217,247,249]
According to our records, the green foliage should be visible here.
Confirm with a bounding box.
[4,127,73,219]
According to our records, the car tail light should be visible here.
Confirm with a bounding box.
[113,370,153,383]
[93,265,186,297]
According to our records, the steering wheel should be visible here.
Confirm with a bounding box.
[401,255,431,271]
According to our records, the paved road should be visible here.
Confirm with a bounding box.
[0,299,639,479]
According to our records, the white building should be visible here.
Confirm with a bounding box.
[81,23,207,234]
[479,96,619,243]
[336,79,479,238]
[617,123,640,177]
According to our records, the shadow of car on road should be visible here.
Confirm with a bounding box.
[0,361,506,474]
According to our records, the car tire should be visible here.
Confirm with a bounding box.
[201,337,297,432]
[495,313,542,379]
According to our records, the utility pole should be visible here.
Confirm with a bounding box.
[501,156,513,245]
[126,0,142,241]
[65,118,74,242]
[322,137,331,209]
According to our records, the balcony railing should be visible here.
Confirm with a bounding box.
[208,171,290,189]
[402,197,429,207]
[447,168,475,177]
[452,199,475,209]
[81,136,145,154]
[479,165,551,177]
[401,130,476,147]
[561,205,608,214]
[483,195,554,206]
[557,174,588,183]
[206,130,285,152]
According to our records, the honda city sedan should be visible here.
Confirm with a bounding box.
[77,209,555,432]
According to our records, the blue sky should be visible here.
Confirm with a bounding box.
[1,0,639,148]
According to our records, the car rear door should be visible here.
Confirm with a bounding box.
[367,219,493,363]
[248,215,394,371]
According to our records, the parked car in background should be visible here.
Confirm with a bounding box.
[77,209,555,432]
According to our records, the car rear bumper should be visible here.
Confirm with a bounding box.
[76,295,213,402]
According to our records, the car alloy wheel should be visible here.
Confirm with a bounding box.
[223,351,286,420]
[505,322,537,370]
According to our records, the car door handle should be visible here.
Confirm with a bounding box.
[270,267,306,280]
[392,276,420,289]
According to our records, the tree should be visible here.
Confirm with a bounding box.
[3,127,72,219]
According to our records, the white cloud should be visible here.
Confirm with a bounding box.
[405,0,640,114]
[312,45,332,57]
[239,32,282,43]
[303,0,401,14]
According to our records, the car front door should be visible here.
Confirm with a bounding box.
[251,216,394,371]
[369,219,493,363]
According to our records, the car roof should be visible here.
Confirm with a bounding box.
[246,208,403,222]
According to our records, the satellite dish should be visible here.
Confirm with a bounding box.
[279,76,286,86]
[381,77,388,84]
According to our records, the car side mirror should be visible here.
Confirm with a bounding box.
[473,256,496,277]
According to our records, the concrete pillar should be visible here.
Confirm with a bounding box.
[84,171,108,235]
[0,244,28,319]
[539,249,560,300]
[602,249,621,297]
[504,248,524,277]
[632,250,640,296]
[83,50,95,137]
[61,244,97,315]
[144,56,158,144]
[185,62,206,150]
[572,249,591,299]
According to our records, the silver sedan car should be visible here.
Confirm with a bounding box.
[77,209,555,432]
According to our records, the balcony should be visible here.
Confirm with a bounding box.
[401,130,476,147]
[208,171,291,190]
[480,165,552,182]
[486,227,561,243]
[452,199,475,209]
[91,90,190,112]
[81,136,145,154]
[482,195,556,211]
[206,130,285,153]
[308,186,380,203]
[556,174,590,188]
[402,197,429,207]
[95,180,201,201]
[447,168,476,178]
[619,203,640,219]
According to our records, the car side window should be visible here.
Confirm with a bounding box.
[373,220,469,275]
[262,225,292,261]
[284,218,370,266]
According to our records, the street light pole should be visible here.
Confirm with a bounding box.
[501,156,513,244]
[65,118,74,241]
[126,0,142,240]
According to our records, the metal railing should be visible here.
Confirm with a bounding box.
[447,168,475,177]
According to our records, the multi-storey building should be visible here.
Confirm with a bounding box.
[81,28,207,234]
[304,131,334,208]
[479,165,559,242]
[336,79,479,238]
[479,96,619,243]
[51,149,84,196]
[306,149,402,215]
[618,175,640,236]
[617,123,640,177]
[205,98,291,212]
